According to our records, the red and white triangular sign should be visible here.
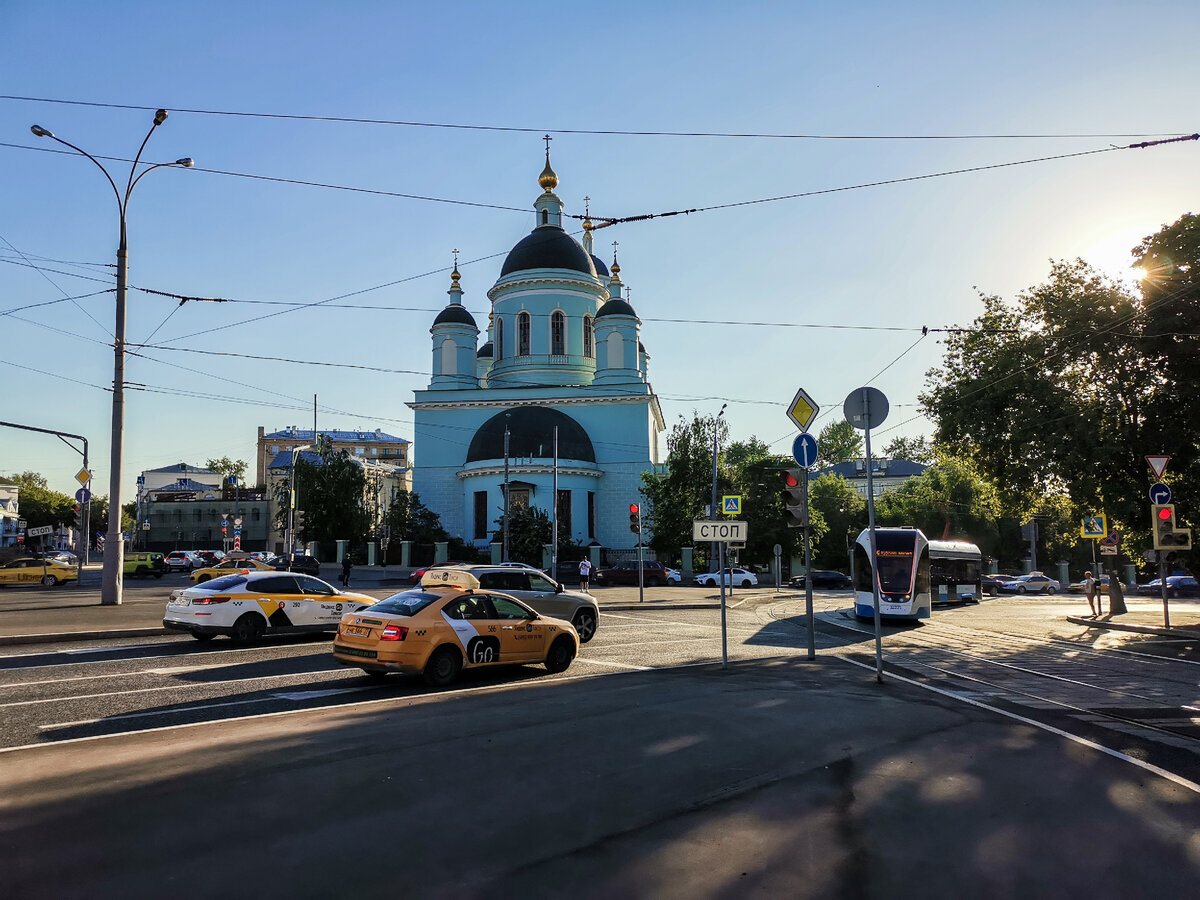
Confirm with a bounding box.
[1146,455,1171,478]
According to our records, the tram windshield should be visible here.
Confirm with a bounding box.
[854,530,925,594]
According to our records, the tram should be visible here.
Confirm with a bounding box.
[927,539,984,604]
[852,527,931,620]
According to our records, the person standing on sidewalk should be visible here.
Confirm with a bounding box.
[1084,571,1099,617]
[341,553,352,589]
[578,558,593,594]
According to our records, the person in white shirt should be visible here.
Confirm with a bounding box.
[578,558,593,593]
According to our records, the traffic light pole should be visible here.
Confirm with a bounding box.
[1158,554,1170,629]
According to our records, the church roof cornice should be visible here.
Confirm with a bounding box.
[487,272,608,302]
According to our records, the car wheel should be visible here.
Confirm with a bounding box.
[191,632,216,642]
[41,574,58,587]
[423,646,462,687]
[1017,586,1027,594]
[230,613,265,643]
[544,635,576,674]
[572,609,598,643]
[1046,587,1056,595]
[740,579,752,588]
[154,572,163,579]
[196,574,210,583]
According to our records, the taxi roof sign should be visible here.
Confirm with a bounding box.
[420,568,480,591]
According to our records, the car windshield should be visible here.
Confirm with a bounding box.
[371,591,442,617]
[201,575,248,591]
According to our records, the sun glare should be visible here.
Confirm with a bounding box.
[1080,225,1152,289]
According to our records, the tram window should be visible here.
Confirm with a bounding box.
[915,550,931,595]
[853,545,872,592]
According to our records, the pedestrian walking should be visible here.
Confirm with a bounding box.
[341,553,352,588]
[578,557,593,593]
[1084,570,1099,616]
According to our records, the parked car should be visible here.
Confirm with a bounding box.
[665,567,682,584]
[594,559,671,587]
[695,568,758,588]
[40,550,78,566]
[267,554,322,577]
[164,551,196,573]
[1137,575,1200,598]
[997,573,1060,594]
[981,574,1010,596]
[123,552,165,579]
[789,569,852,590]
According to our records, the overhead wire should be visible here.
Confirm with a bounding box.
[0,233,114,337]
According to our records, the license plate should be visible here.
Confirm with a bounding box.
[337,645,377,659]
[343,625,372,637]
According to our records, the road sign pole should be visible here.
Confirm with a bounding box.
[1159,555,1171,629]
[803,467,815,660]
[719,539,727,668]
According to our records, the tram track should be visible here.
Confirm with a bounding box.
[763,600,1200,764]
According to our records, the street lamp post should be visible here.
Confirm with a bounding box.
[31,111,193,606]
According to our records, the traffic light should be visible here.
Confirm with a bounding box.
[629,504,641,534]
[295,509,307,534]
[1152,504,1192,550]
[781,469,806,528]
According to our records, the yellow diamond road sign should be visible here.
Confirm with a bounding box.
[74,467,91,486]
[787,387,819,433]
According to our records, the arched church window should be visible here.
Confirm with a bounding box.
[551,311,565,356]
[496,318,504,358]
[541,209,549,225]
[606,330,623,369]
[440,338,456,375]
[518,311,531,356]
[583,315,594,359]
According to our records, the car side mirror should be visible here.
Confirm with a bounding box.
[554,582,564,594]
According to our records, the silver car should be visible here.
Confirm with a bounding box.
[458,565,599,643]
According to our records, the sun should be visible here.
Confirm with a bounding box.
[1080,225,1152,289]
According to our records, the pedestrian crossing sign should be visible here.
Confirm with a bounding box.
[722,495,742,515]
[1081,514,1107,538]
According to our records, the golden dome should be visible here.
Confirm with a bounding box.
[539,157,558,192]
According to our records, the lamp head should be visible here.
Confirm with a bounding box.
[175,158,194,168]
[154,109,168,125]
[30,125,53,138]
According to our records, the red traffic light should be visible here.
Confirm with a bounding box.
[783,472,799,487]
[629,504,640,514]
[1157,507,1173,521]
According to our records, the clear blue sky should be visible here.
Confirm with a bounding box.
[3,1,1198,501]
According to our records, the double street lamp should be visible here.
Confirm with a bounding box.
[31,110,193,606]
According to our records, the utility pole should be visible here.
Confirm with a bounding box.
[552,426,558,580]
[503,414,511,563]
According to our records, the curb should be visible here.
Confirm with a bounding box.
[0,627,168,647]
[1066,615,1200,638]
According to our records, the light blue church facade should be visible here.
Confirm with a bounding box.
[409,152,665,551]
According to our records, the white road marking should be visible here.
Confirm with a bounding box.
[835,654,1200,796]
[571,658,652,670]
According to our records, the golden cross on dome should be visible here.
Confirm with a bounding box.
[543,134,552,157]
[453,248,459,267]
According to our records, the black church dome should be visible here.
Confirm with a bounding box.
[596,297,636,318]
[476,341,494,358]
[500,227,597,278]
[466,407,595,463]
[432,304,477,327]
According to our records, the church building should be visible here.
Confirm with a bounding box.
[409,149,665,550]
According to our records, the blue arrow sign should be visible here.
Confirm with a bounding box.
[792,432,819,469]
[1149,482,1172,504]
[75,488,91,504]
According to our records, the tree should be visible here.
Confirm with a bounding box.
[273,444,369,552]
[808,474,865,569]
[386,491,447,545]
[882,435,933,464]
[873,455,1001,555]
[206,457,249,487]
[816,420,862,468]
[640,413,728,562]
[491,505,577,566]
[6,472,75,530]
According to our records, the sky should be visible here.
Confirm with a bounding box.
[2,1,1198,505]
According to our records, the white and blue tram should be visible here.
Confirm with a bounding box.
[927,539,984,605]
[852,527,932,620]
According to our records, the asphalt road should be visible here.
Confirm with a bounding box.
[2,588,1198,897]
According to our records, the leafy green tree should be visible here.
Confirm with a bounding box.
[873,455,1001,554]
[272,443,369,551]
[491,505,577,566]
[386,491,447,544]
[640,413,728,562]
[816,420,862,468]
[882,435,934,464]
[6,472,75,529]
[808,474,865,569]
[206,457,250,488]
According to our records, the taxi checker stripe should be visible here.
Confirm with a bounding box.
[259,599,292,627]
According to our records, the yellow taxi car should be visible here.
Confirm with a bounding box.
[165,570,377,642]
[0,557,79,587]
[189,556,276,583]
[333,569,579,686]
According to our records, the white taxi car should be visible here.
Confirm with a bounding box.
[164,570,377,642]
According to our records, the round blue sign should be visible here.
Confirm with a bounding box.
[792,432,819,469]
[75,487,91,504]
[1149,482,1172,505]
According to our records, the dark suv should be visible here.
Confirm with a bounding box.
[789,569,852,589]
[594,560,670,587]
[268,554,321,577]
